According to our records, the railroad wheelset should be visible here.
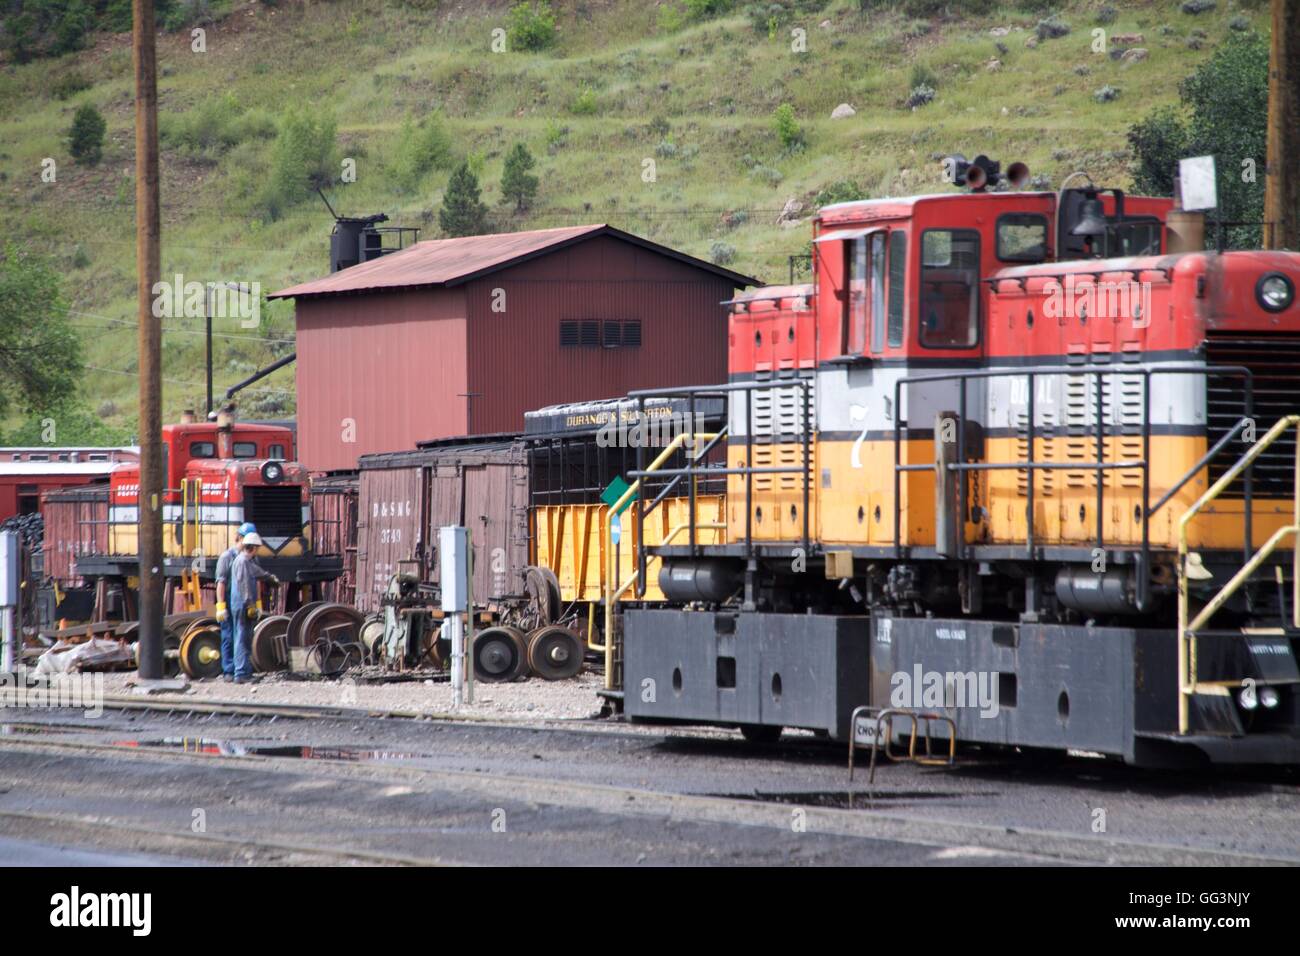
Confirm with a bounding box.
[473,626,530,683]
[177,621,223,680]
[523,566,562,627]
[524,625,583,681]
[251,614,291,673]
[298,603,365,678]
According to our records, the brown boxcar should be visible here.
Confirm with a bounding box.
[310,473,358,606]
[354,441,529,613]
[40,485,110,584]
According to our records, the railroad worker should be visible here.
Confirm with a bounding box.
[229,532,280,684]
[215,521,258,682]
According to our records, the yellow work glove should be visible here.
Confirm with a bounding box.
[215,602,228,622]
[245,604,259,619]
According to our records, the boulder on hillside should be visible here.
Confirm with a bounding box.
[830,103,856,119]
[777,198,804,225]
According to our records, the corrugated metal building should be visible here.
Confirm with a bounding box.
[270,224,756,473]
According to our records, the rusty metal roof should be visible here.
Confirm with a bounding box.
[270,223,758,299]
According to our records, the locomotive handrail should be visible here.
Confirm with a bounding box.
[629,419,730,598]
[629,376,815,562]
[1175,414,1300,735]
[891,363,1254,611]
[599,431,721,689]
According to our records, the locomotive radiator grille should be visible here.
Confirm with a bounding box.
[243,486,305,538]
[749,372,813,493]
[1205,334,1300,498]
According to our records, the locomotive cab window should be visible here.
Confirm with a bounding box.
[844,237,868,354]
[887,230,907,347]
[268,444,286,460]
[997,214,1048,263]
[190,441,216,458]
[1109,218,1162,257]
[920,229,980,349]
[233,441,258,459]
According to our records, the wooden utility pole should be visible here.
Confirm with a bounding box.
[134,0,164,679]
[1264,0,1300,250]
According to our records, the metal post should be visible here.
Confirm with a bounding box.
[1026,371,1036,558]
[465,527,474,705]
[440,526,469,708]
[204,286,213,415]
[1095,370,1105,551]
[0,532,19,675]
[134,0,164,682]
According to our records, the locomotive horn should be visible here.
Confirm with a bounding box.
[965,163,988,190]
[1006,161,1030,189]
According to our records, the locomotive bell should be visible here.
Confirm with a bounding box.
[1071,198,1109,237]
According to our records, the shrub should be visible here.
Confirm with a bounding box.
[105,0,134,32]
[1127,106,1189,196]
[1036,16,1071,41]
[570,88,597,115]
[905,84,936,108]
[390,114,454,189]
[261,107,339,219]
[506,1,557,51]
[814,180,866,206]
[1096,5,1118,25]
[68,104,106,165]
[2,12,38,63]
[1094,84,1120,103]
[709,241,736,266]
[544,121,569,152]
[1227,14,1250,31]
[773,103,803,150]
[52,0,93,55]
[1181,0,1215,13]
[162,94,276,157]
[53,70,92,101]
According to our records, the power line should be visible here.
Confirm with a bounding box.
[84,364,295,397]
[66,309,295,344]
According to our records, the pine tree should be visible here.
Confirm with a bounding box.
[500,142,539,213]
[439,162,490,237]
[68,104,106,166]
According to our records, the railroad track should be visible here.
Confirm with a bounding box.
[0,730,1294,867]
[0,808,439,867]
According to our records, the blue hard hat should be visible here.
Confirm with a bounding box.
[237,522,257,536]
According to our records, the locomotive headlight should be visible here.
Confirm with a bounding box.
[1256,273,1294,312]
[1259,686,1280,709]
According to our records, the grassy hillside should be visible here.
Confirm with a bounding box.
[0,0,1272,434]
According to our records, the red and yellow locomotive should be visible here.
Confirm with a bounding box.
[619,158,1300,766]
[47,409,341,608]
